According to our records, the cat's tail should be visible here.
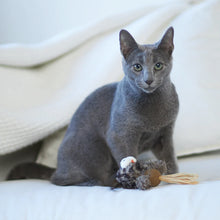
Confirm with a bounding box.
[6,162,55,181]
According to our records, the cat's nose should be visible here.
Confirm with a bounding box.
[145,79,153,85]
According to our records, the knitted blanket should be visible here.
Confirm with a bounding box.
[0,0,220,156]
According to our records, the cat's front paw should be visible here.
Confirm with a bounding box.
[166,161,179,174]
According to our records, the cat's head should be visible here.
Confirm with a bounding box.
[119,27,174,94]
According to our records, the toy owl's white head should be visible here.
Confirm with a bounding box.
[120,156,137,169]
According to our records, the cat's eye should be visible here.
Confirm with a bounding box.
[133,64,142,72]
[154,62,163,71]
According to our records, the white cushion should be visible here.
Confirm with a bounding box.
[0,179,219,220]
[172,0,220,155]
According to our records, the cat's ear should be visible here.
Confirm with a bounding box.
[157,27,174,56]
[119,30,138,60]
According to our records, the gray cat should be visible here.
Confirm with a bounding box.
[7,27,179,187]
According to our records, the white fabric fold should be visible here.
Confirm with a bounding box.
[0,0,220,156]
[0,1,179,67]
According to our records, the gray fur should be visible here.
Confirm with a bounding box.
[51,27,179,187]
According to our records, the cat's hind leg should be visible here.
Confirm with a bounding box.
[51,169,91,186]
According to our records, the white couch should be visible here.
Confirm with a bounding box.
[1,148,220,220]
[1,0,220,219]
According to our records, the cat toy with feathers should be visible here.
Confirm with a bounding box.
[116,157,199,190]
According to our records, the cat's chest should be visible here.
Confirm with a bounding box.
[133,94,179,131]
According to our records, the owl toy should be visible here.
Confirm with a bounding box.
[116,156,198,190]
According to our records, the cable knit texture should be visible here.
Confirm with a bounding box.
[0,0,220,156]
